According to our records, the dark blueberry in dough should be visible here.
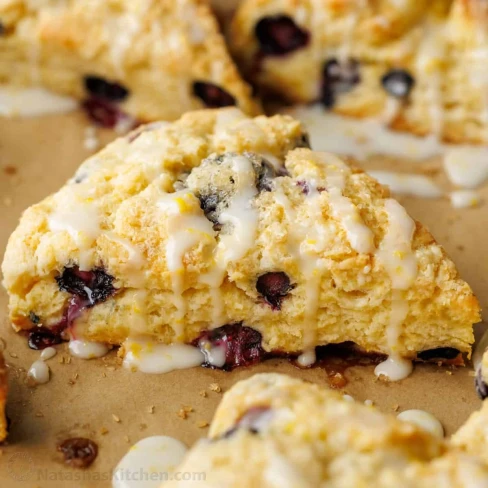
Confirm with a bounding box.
[198,193,221,226]
[194,323,267,371]
[256,272,293,310]
[255,15,309,56]
[84,76,129,101]
[476,367,488,400]
[255,159,277,192]
[28,327,63,350]
[82,97,126,128]
[56,266,115,306]
[296,180,310,195]
[321,58,360,108]
[57,438,98,469]
[29,311,40,325]
[417,347,461,361]
[192,82,236,108]
[381,69,415,98]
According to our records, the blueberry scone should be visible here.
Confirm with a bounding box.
[231,0,488,144]
[162,373,488,487]
[0,0,259,126]
[1,108,479,375]
[0,351,8,442]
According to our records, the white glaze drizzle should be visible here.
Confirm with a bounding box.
[450,190,481,209]
[123,338,204,374]
[375,199,417,381]
[443,147,488,188]
[368,171,443,199]
[69,339,109,359]
[158,190,216,339]
[83,126,100,152]
[198,338,227,368]
[40,347,57,361]
[397,409,444,439]
[0,86,77,117]
[28,360,50,384]
[112,436,188,488]
[48,185,101,270]
[296,349,316,367]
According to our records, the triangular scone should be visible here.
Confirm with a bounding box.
[0,0,259,124]
[161,373,488,488]
[0,352,7,442]
[231,0,488,144]
[2,108,479,375]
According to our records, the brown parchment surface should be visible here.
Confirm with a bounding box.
[0,111,487,488]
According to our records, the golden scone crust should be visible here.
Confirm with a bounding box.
[1,109,479,362]
[231,0,488,144]
[0,0,260,122]
[0,351,7,442]
[162,373,488,488]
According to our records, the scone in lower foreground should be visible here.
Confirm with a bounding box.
[231,0,488,144]
[162,373,488,488]
[1,108,479,375]
[0,0,259,124]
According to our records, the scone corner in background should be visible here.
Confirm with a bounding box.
[230,0,488,145]
[161,373,488,487]
[0,0,260,125]
[1,107,480,381]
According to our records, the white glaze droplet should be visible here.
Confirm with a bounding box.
[364,399,374,407]
[198,339,226,368]
[69,340,109,359]
[342,394,355,403]
[449,190,481,209]
[28,360,50,384]
[397,409,444,439]
[296,350,316,367]
[444,147,488,188]
[40,347,57,361]
[112,436,188,488]
[0,86,77,117]
[83,126,100,152]
[123,338,204,374]
[368,171,443,199]
[375,355,413,382]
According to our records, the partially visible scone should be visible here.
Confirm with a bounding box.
[161,373,488,487]
[0,0,260,125]
[231,0,488,144]
[0,351,8,442]
[1,108,479,374]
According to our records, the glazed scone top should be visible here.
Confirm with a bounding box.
[162,373,488,488]
[230,0,488,143]
[0,0,260,121]
[1,109,479,360]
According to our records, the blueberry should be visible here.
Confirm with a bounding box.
[417,347,461,361]
[84,76,129,101]
[193,324,267,371]
[296,180,310,195]
[381,69,415,98]
[476,367,488,400]
[57,438,98,469]
[29,312,40,325]
[255,15,309,56]
[82,97,126,128]
[256,272,293,310]
[28,327,63,350]
[56,266,115,306]
[321,58,360,108]
[198,193,221,226]
[255,159,277,192]
[192,82,236,108]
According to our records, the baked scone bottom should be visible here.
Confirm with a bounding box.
[1,109,479,371]
[161,373,488,488]
[0,0,260,123]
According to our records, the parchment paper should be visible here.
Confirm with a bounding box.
[0,111,487,488]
